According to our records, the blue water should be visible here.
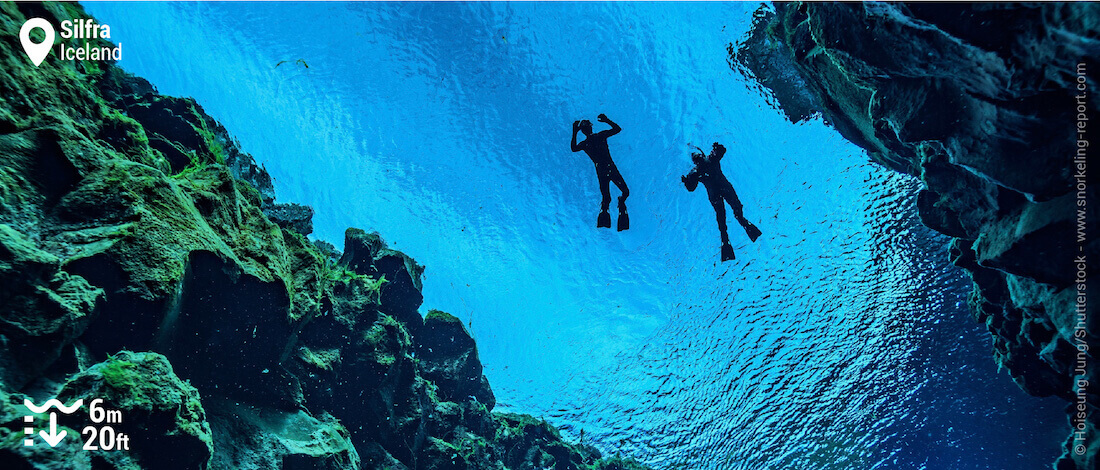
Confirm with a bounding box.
[85,2,1067,469]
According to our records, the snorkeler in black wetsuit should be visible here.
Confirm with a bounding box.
[682,142,762,261]
[571,114,630,231]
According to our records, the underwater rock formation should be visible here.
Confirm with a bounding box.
[58,351,216,469]
[732,2,1098,468]
[417,310,496,409]
[0,3,648,469]
[265,202,315,236]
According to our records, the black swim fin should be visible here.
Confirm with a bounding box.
[745,223,762,242]
[617,211,629,231]
[721,243,735,261]
[597,211,611,228]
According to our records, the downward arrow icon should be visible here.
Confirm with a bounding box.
[39,412,66,447]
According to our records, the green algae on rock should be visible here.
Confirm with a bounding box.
[57,351,214,469]
[0,223,102,391]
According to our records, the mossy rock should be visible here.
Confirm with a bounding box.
[57,351,213,469]
[338,228,424,328]
[205,399,360,470]
[0,224,102,390]
[417,310,495,410]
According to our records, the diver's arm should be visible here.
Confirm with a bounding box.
[571,122,583,152]
[682,169,700,192]
[599,114,621,136]
[711,145,724,162]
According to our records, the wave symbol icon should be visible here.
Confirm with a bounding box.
[24,399,83,414]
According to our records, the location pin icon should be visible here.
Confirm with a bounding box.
[20,18,55,67]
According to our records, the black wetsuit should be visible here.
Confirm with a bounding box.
[684,150,754,246]
[573,127,629,213]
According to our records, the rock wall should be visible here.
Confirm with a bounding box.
[732,3,1098,469]
[0,3,647,469]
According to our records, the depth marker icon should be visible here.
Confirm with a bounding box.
[23,398,83,447]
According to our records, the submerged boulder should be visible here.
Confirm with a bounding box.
[57,351,214,470]
[418,310,496,410]
[265,202,315,236]
[206,399,360,470]
[0,224,102,390]
[339,228,425,329]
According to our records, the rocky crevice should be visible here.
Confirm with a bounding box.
[732,2,1098,468]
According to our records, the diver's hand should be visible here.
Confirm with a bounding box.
[681,175,688,183]
[597,114,609,123]
[573,120,580,131]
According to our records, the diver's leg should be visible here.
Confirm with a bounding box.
[724,186,761,242]
[599,170,612,213]
[712,197,730,245]
[711,195,735,261]
[609,166,630,230]
[597,169,612,228]
[609,165,629,209]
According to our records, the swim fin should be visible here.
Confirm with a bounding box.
[617,211,629,231]
[745,223,762,242]
[597,211,611,228]
[721,243,735,262]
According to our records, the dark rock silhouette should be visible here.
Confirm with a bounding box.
[418,310,496,409]
[733,3,1098,468]
[265,202,315,236]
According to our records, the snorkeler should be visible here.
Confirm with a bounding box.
[571,114,630,231]
[682,142,762,261]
